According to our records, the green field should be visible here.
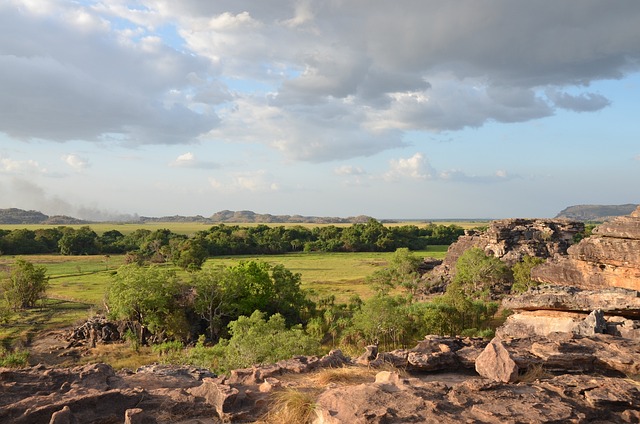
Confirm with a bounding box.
[0,246,448,342]
[0,220,487,236]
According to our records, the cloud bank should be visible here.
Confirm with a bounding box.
[2,0,640,164]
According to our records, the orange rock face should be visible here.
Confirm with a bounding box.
[532,206,640,291]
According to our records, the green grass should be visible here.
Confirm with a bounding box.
[203,247,448,301]
[0,246,449,343]
[0,220,488,235]
[0,298,92,343]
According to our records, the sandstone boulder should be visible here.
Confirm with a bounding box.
[475,338,519,383]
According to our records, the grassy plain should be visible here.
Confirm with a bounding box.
[0,219,488,235]
[0,246,449,343]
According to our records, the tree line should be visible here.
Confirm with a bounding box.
[0,220,465,265]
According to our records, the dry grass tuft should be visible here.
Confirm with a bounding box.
[310,366,378,386]
[259,388,318,424]
[518,363,552,383]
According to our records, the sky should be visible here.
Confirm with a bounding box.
[1,0,639,221]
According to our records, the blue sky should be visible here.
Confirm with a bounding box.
[1,0,639,221]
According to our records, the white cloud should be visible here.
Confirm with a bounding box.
[0,155,46,175]
[546,90,611,112]
[383,153,434,182]
[439,169,518,183]
[62,154,89,171]
[170,152,219,169]
[2,1,640,163]
[334,165,366,176]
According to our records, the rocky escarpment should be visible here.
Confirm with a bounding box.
[422,218,583,291]
[3,334,639,423]
[498,285,640,339]
[532,206,640,291]
[499,207,640,341]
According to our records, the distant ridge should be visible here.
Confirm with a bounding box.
[206,210,375,224]
[0,208,377,225]
[0,208,89,225]
[555,204,639,222]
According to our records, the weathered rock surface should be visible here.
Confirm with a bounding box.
[532,206,640,291]
[3,334,639,423]
[445,218,582,267]
[313,371,640,424]
[502,285,640,318]
[499,284,640,339]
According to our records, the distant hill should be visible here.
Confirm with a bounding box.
[0,208,377,225]
[555,204,639,222]
[0,208,89,225]
[207,210,375,224]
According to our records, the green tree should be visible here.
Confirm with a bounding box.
[367,248,422,296]
[511,255,545,293]
[212,311,320,372]
[58,226,99,255]
[106,264,189,343]
[350,294,413,350]
[2,258,49,310]
[171,237,209,270]
[452,247,511,300]
[192,266,246,340]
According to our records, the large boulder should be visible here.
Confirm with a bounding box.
[474,338,519,383]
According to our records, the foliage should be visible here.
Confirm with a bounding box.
[2,258,49,310]
[0,346,29,367]
[106,264,189,343]
[0,221,465,256]
[366,248,422,295]
[192,260,314,341]
[170,237,209,270]
[452,247,511,300]
[511,255,546,293]
[348,294,414,350]
[198,311,321,373]
[58,226,99,255]
[152,340,184,356]
[417,284,499,337]
[573,223,596,243]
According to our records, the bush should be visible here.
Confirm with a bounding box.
[511,256,545,293]
[213,311,321,373]
[2,258,49,310]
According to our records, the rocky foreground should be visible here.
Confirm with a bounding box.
[1,331,639,423]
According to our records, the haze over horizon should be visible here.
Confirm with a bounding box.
[1,1,639,221]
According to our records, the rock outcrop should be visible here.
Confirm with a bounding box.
[314,333,640,424]
[3,335,639,423]
[313,372,640,424]
[423,218,583,292]
[532,206,640,291]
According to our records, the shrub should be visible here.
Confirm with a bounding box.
[214,311,321,373]
[2,258,49,310]
[511,255,545,293]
